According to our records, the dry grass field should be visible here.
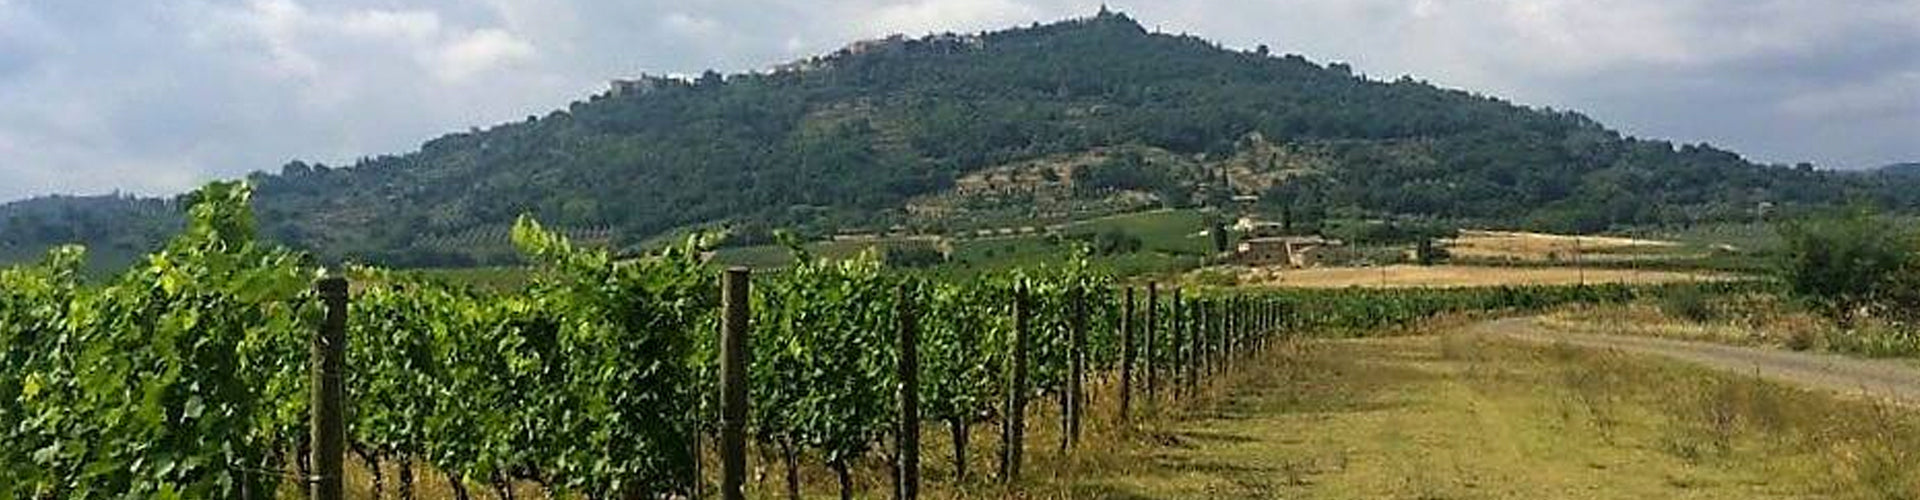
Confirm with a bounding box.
[1068,333,1920,499]
[1241,264,1723,289]
[1445,230,1703,263]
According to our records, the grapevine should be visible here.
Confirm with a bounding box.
[0,181,1723,498]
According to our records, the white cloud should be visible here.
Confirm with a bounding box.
[231,0,324,79]
[341,9,443,41]
[661,12,721,37]
[200,1,535,84]
[1487,0,1697,71]
[861,0,1043,37]
[432,29,536,82]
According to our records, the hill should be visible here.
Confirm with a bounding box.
[0,194,182,273]
[1874,162,1920,175]
[0,10,1904,268]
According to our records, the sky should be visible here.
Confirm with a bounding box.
[0,0,1915,202]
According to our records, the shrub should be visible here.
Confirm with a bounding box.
[1776,209,1919,325]
[1826,320,1920,358]
[883,245,947,268]
[1659,286,1718,323]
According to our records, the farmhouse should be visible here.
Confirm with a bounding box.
[1235,235,1339,268]
[1231,216,1288,238]
[608,76,665,96]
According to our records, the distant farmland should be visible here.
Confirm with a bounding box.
[1241,264,1729,289]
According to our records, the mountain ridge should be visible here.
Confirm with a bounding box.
[1,10,1907,268]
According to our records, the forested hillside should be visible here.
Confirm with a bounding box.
[0,10,1901,268]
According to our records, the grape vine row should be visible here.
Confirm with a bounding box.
[0,182,1722,498]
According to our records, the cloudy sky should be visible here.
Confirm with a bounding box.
[1,0,1915,202]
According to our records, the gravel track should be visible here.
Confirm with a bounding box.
[1478,316,1920,405]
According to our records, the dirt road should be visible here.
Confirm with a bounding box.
[1480,316,1920,405]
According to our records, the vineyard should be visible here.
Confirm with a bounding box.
[0,183,1704,499]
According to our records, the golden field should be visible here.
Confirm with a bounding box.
[1444,230,1702,263]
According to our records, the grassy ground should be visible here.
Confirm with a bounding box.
[1066,332,1920,499]
[1542,290,1920,359]
[1637,221,1782,254]
[1540,300,1820,349]
[1060,209,1212,256]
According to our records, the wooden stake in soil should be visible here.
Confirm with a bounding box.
[311,277,348,500]
[1170,288,1182,399]
[1068,286,1086,448]
[1145,282,1158,402]
[1184,292,1198,394]
[720,268,751,500]
[1002,285,1030,483]
[1196,300,1210,379]
[896,283,920,500]
[1119,287,1134,423]
[1223,298,1234,370]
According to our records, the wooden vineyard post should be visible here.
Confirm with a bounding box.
[1217,300,1228,370]
[1068,286,1087,449]
[720,268,751,500]
[1237,298,1247,358]
[1170,288,1183,399]
[1249,299,1257,353]
[1224,298,1236,369]
[1145,282,1158,402]
[1228,298,1244,361]
[311,277,347,500]
[1257,301,1267,351]
[1265,301,1274,349]
[1252,300,1261,352]
[1229,299,1237,365]
[1002,285,1030,483]
[1251,300,1267,351]
[896,284,920,500]
[1196,300,1210,379]
[1266,301,1274,350]
[1248,299,1256,354]
[1119,287,1134,423]
[1175,292,1190,394]
[1277,301,1287,344]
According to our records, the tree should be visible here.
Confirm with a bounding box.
[1415,238,1448,266]
[1210,220,1229,255]
[1777,209,1919,325]
[1072,229,1141,255]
